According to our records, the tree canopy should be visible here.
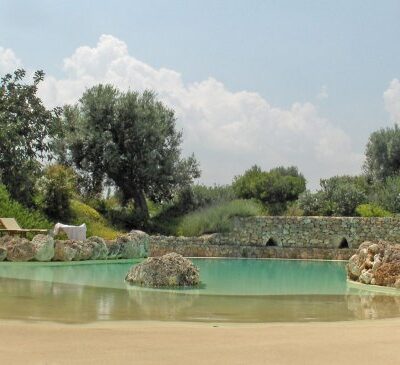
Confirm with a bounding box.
[232,165,306,214]
[364,125,400,181]
[0,69,61,205]
[60,84,200,224]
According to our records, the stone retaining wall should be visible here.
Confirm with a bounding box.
[229,216,400,248]
[149,216,400,260]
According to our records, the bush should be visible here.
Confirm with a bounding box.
[284,202,304,216]
[161,184,236,217]
[369,176,400,213]
[299,175,368,216]
[233,165,306,214]
[176,199,264,237]
[36,164,76,221]
[70,199,121,239]
[356,204,392,217]
[0,184,51,230]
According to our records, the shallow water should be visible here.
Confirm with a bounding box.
[0,258,399,323]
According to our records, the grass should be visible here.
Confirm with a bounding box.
[70,199,123,240]
[0,184,52,230]
[175,199,264,237]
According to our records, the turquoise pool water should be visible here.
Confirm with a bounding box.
[0,258,398,323]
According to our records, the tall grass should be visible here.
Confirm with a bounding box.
[70,199,122,239]
[0,184,52,229]
[176,199,264,237]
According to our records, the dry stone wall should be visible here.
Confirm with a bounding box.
[149,217,400,260]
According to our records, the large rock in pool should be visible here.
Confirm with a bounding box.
[125,252,200,288]
[32,234,54,261]
[114,230,149,259]
[347,240,400,288]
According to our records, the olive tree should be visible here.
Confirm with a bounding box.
[60,84,200,225]
[364,125,400,181]
[0,69,61,206]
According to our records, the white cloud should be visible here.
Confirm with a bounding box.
[6,34,363,188]
[383,79,400,122]
[0,47,21,74]
[316,85,328,100]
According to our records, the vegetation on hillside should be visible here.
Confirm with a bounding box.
[1,68,400,239]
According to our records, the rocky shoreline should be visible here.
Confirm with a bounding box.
[347,240,400,288]
[0,230,149,262]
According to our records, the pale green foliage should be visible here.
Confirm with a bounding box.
[355,204,392,217]
[70,199,121,239]
[176,199,264,236]
[60,85,200,225]
[364,125,400,181]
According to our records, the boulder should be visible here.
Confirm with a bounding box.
[85,236,108,260]
[347,240,400,288]
[125,252,200,288]
[107,241,122,259]
[32,234,55,261]
[6,236,35,262]
[117,230,149,259]
[71,241,93,261]
[53,240,77,261]
[0,246,6,261]
[347,254,361,280]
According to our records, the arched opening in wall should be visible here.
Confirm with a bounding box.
[339,238,349,249]
[266,238,278,247]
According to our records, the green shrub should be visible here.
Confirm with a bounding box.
[369,176,400,213]
[0,184,51,229]
[233,165,306,214]
[70,199,121,239]
[355,204,392,217]
[284,202,304,216]
[176,199,264,237]
[36,164,76,221]
[160,184,236,217]
[298,175,368,216]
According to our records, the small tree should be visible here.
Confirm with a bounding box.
[364,125,400,181]
[0,69,61,206]
[233,165,306,214]
[36,164,76,221]
[60,85,200,225]
[299,175,368,216]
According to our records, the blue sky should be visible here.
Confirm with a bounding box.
[1,0,400,188]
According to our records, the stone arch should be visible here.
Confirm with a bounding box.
[265,237,279,247]
[330,235,352,249]
[338,237,349,249]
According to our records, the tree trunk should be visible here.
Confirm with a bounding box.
[132,189,149,227]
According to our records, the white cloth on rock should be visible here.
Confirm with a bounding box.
[53,223,87,241]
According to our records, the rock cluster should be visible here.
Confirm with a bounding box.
[125,252,200,288]
[347,240,400,288]
[0,230,149,262]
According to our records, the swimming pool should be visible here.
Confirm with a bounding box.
[0,258,398,323]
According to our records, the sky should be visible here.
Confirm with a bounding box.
[0,0,399,189]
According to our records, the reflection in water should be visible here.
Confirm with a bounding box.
[0,259,399,323]
[0,275,400,323]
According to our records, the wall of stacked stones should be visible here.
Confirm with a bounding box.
[149,216,400,260]
[228,216,400,248]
